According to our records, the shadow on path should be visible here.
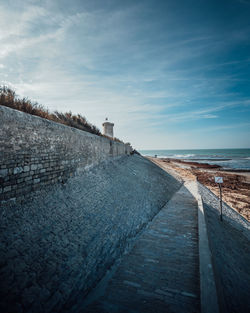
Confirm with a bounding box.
[79,185,200,313]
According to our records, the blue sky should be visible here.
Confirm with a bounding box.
[1,0,250,149]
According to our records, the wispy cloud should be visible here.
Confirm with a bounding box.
[157,100,250,123]
[0,0,250,148]
[237,0,250,5]
[199,122,250,132]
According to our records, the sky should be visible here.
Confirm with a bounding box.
[0,0,250,149]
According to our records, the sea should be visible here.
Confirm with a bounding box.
[139,149,250,171]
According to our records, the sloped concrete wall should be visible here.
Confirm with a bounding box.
[0,155,181,313]
[0,106,129,202]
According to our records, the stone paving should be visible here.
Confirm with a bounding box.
[0,155,181,313]
[80,185,200,313]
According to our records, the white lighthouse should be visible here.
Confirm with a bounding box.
[102,118,114,138]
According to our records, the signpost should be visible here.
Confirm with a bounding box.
[215,176,223,221]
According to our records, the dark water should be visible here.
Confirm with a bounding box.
[139,149,250,170]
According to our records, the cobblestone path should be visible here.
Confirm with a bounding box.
[81,185,200,313]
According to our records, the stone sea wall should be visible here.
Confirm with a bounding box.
[0,106,131,202]
[0,155,181,313]
[0,105,181,313]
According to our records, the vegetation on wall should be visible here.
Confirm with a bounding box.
[0,86,102,136]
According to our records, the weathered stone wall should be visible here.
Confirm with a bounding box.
[0,155,181,313]
[0,106,131,201]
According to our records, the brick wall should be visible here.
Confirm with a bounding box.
[0,106,131,201]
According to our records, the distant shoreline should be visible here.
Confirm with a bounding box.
[140,148,250,172]
[148,156,250,221]
[161,157,250,173]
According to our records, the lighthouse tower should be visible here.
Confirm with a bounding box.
[102,118,114,138]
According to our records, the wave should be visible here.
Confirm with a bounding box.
[143,154,196,158]
[171,154,195,158]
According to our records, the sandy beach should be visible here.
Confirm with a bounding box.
[148,157,250,222]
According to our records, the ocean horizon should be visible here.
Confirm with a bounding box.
[139,148,250,170]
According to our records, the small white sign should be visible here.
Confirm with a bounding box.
[215,176,223,183]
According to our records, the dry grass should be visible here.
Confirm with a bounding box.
[0,86,102,136]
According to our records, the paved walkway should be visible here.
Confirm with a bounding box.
[80,185,200,313]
